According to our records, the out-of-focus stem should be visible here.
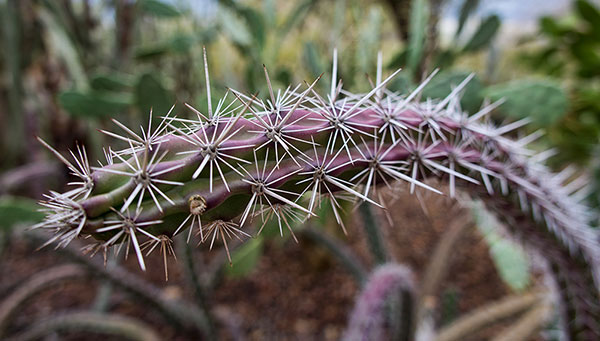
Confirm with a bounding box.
[358,202,388,265]
[178,238,216,339]
[343,264,415,340]
[92,257,118,312]
[2,0,24,165]
[301,225,368,284]
[416,215,473,329]
[6,312,160,341]
[435,291,544,341]
[0,264,86,337]
[24,232,211,337]
[490,302,552,341]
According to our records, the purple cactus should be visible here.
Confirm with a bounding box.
[343,264,415,341]
[34,50,600,339]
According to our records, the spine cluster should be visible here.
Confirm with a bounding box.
[35,50,600,339]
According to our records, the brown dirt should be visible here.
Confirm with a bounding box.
[0,188,534,340]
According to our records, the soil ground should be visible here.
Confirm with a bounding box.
[0,188,532,340]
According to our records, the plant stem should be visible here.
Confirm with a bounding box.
[0,264,86,337]
[301,225,368,284]
[177,238,216,339]
[417,215,473,329]
[490,302,552,341]
[2,0,24,165]
[92,257,117,312]
[24,231,211,338]
[343,264,415,340]
[6,311,160,341]
[358,202,388,265]
[435,291,544,341]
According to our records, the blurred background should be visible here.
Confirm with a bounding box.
[0,0,598,339]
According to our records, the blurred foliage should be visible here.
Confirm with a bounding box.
[139,0,182,17]
[0,197,44,231]
[483,80,568,126]
[472,201,531,292]
[226,236,264,277]
[421,70,484,113]
[388,0,500,78]
[520,0,600,165]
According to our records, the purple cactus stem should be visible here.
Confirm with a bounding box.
[34,51,600,339]
[343,264,415,341]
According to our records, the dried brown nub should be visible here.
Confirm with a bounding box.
[189,195,207,215]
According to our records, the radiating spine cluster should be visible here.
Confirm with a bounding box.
[35,50,600,339]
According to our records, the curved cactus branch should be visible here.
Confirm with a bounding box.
[416,214,473,323]
[301,225,368,284]
[0,265,86,337]
[6,312,160,341]
[24,231,212,337]
[34,52,600,338]
[490,302,553,341]
[435,291,545,341]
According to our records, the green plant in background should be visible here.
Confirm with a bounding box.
[0,197,44,258]
[381,0,571,137]
[520,0,600,166]
[218,0,319,90]
[471,201,530,292]
[387,0,501,79]
[516,0,600,225]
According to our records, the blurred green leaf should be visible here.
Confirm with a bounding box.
[576,0,600,35]
[539,17,567,37]
[303,41,324,79]
[38,6,88,89]
[433,49,457,70]
[488,238,530,291]
[219,7,252,48]
[278,0,317,42]
[462,15,500,53]
[484,80,568,126]
[226,236,264,277]
[387,72,414,94]
[240,8,266,49]
[356,7,382,75]
[0,197,44,231]
[135,73,174,116]
[59,90,132,118]
[315,199,332,227]
[221,0,266,50]
[422,71,483,114]
[138,0,180,17]
[455,0,480,38]
[472,201,530,292]
[571,38,600,77]
[135,33,202,61]
[407,0,428,74]
[263,0,276,29]
[91,73,134,92]
[388,49,407,70]
[275,67,293,86]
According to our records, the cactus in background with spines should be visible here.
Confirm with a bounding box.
[35,50,600,339]
[343,264,415,341]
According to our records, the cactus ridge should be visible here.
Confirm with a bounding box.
[35,51,600,338]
